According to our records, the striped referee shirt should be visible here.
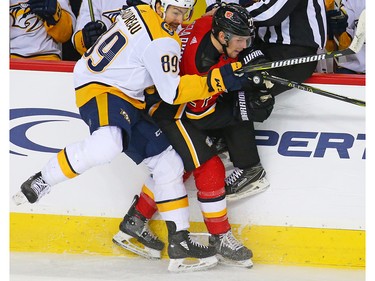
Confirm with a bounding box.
[247,0,327,49]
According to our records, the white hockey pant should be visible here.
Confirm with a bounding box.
[143,146,190,231]
[42,126,123,186]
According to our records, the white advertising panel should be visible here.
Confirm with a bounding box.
[9,69,365,230]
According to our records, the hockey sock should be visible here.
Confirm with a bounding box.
[136,191,157,219]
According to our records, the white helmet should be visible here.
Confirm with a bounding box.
[151,0,195,20]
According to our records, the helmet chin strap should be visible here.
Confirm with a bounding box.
[214,32,230,57]
[214,34,229,57]
[222,42,229,57]
[222,33,231,57]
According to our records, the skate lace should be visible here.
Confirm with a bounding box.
[142,221,159,241]
[225,168,243,185]
[188,234,208,249]
[31,177,50,197]
[221,231,243,251]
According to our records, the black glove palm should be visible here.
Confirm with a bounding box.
[82,21,107,49]
[28,0,61,26]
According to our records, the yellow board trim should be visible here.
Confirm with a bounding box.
[9,212,365,268]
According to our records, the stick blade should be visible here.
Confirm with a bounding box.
[349,9,366,53]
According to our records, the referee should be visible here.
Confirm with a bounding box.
[247,0,327,95]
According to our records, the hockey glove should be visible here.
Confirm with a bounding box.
[326,9,348,37]
[207,62,252,93]
[238,47,274,92]
[233,90,275,122]
[82,21,107,50]
[28,0,62,26]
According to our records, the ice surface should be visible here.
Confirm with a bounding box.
[9,252,365,281]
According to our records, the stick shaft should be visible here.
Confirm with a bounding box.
[88,0,95,21]
[264,74,365,107]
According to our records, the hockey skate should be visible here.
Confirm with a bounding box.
[166,221,218,273]
[209,230,253,268]
[225,162,270,202]
[12,172,51,205]
[113,196,164,259]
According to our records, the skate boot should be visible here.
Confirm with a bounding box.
[12,172,51,205]
[113,196,164,259]
[209,230,253,268]
[225,162,270,202]
[166,221,218,273]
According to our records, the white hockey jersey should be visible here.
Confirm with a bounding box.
[74,0,151,33]
[10,0,76,59]
[74,5,215,109]
[72,0,152,54]
[336,0,365,73]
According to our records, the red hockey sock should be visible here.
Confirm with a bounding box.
[204,215,231,235]
[135,192,157,219]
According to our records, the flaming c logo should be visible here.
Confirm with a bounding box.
[224,11,234,19]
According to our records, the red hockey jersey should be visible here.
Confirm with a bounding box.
[179,16,236,119]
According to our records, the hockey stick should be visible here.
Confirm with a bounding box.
[239,9,366,73]
[88,0,95,21]
[262,74,365,107]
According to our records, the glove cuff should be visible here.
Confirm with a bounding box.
[44,2,62,26]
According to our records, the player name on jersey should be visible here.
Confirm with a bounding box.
[121,8,142,34]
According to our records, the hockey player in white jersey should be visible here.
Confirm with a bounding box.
[12,0,254,273]
[10,0,76,60]
[326,0,365,73]
[72,0,152,56]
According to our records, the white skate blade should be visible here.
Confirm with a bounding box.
[168,255,218,273]
[12,191,28,206]
[226,177,270,202]
[112,231,161,259]
[217,255,253,268]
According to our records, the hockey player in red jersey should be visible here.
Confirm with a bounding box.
[114,3,274,268]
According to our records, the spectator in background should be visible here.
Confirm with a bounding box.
[62,0,82,61]
[72,0,151,56]
[325,0,365,74]
[10,0,76,60]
